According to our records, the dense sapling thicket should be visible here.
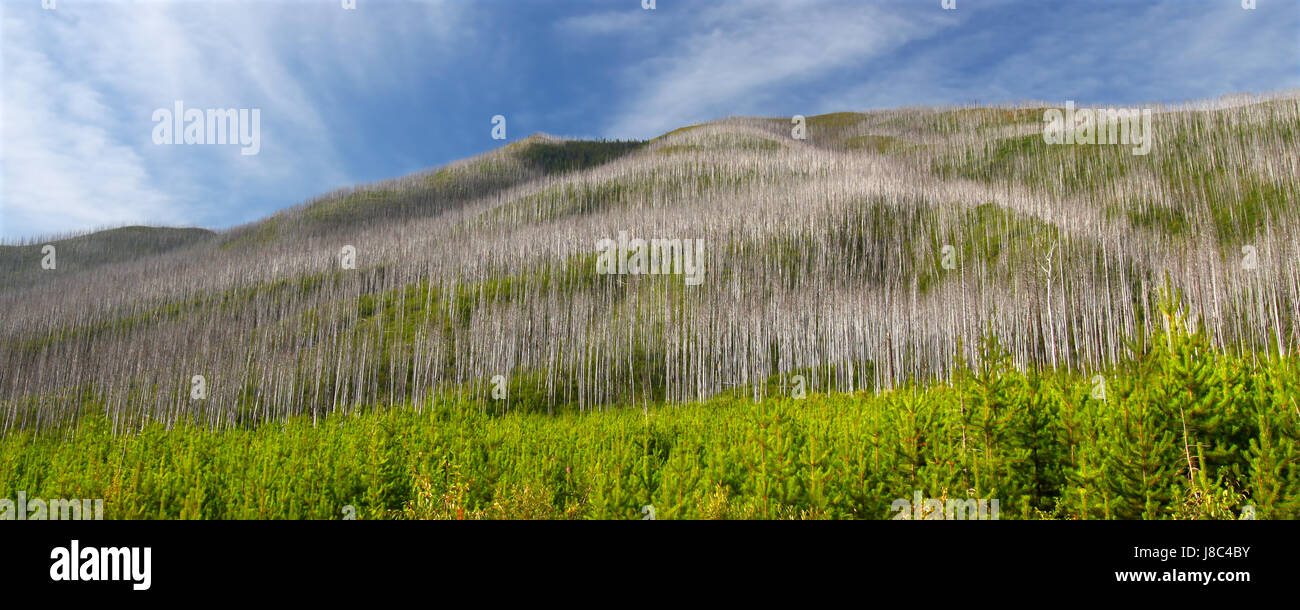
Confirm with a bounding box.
[2,296,1294,519]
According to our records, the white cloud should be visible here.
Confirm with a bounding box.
[603,0,958,139]
[599,0,1299,139]
[2,15,176,238]
[0,0,468,240]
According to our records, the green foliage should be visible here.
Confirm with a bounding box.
[17,271,334,356]
[304,189,397,225]
[4,298,1294,520]
[0,226,214,289]
[658,134,782,155]
[1168,167,1293,248]
[218,215,282,251]
[804,112,869,131]
[917,201,1064,292]
[514,139,646,173]
[900,107,1047,134]
[1106,198,1190,236]
[5,100,1299,520]
[650,123,706,142]
[483,161,780,225]
[845,134,907,154]
[933,132,1134,195]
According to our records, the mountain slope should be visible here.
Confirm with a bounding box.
[0,226,215,291]
[2,94,1298,434]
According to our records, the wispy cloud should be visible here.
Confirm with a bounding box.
[2,0,1294,240]
[3,7,176,238]
[1,0,469,239]
[602,0,959,138]
[600,0,1298,138]
[817,0,1300,109]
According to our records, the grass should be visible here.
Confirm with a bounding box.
[1106,198,1190,237]
[0,226,214,284]
[932,131,1135,194]
[804,112,869,131]
[658,134,783,155]
[480,161,785,225]
[904,107,1048,134]
[513,139,646,174]
[14,271,336,356]
[218,215,283,251]
[651,123,707,142]
[918,201,1068,292]
[4,310,1295,520]
[845,134,907,154]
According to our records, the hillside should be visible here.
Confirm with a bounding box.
[0,226,215,291]
[2,95,1297,434]
[3,93,1300,519]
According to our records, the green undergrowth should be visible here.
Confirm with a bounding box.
[330,252,683,410]
[15,270,338,356]
[845,134,908,154]
[3,290,1296,520]
[513,139,646,174]
[932,132,1134,194]
[651,123,706,142]
[352,252,605,331]
[218,215,284,251]
[804,112,870,131]
[888,107,1048,134]
[658,134,783,155]
[733,197,1077,293]
[916,201,1068,292]
[931,108,1298,251]
[1106,198,1191,237]
[1161,165,1293,249]
[225,139,648,237]
[480,162,782,225]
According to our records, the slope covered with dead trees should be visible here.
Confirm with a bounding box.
[2,94,1297,434]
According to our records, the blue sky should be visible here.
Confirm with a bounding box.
[2,0,1297,240]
